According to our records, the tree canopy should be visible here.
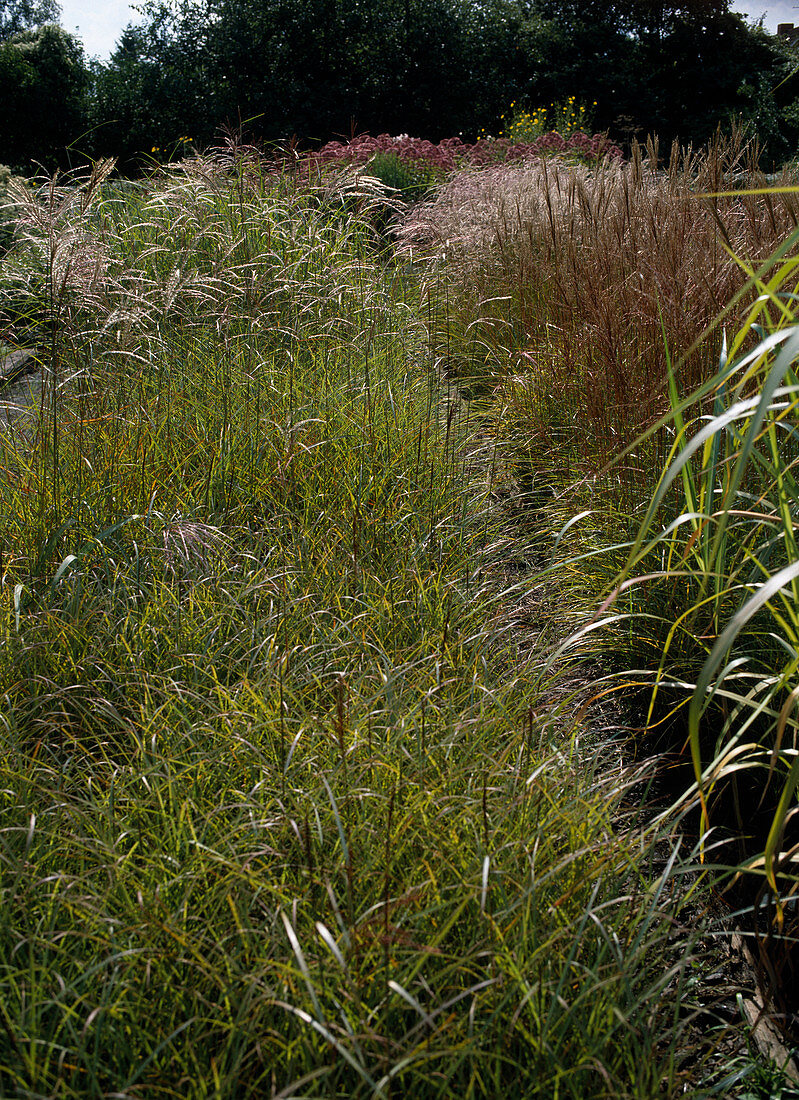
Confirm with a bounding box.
[0,0,60,38]
[3,0,799,170]
[0,22,87,166]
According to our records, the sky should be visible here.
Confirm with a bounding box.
[58,0,142,58]
[732,0,799,28]
[55,0,799,60]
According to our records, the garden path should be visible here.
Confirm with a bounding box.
[0,348,43,430]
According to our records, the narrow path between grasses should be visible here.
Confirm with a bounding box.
[0,348,42,430]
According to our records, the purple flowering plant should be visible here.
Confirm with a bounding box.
[300,129,623,196]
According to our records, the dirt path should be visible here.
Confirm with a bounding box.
[0,349,44,430]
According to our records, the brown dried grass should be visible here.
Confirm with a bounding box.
[399,134,799,469]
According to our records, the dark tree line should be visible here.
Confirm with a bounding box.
[2,0,799,171]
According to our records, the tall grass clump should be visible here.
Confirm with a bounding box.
[397,133,799,1030]
[611,215,799,940]
[0,147,735,1096]
[400,135,799,483]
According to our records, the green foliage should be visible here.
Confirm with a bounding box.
[88,9,214,168]
[616,233,799,908]
[0,162,17,251]
[0,0,795,174]
[0,0,60,39]
[80,0,789,165]
[363,150,444,199]
[0,23,88,169]
[89,0,494,159]
[525,0,781,150]
[500,96,595,142]
[733,31,799,167]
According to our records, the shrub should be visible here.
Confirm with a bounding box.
[500,97,596,143]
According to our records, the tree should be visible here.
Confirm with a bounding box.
[84,0,796,163]
[91,0,493,151]
[521,0,780,148]
[0,23,88,167]
[205,0,480,140]
[90,9,216,163]
[0,0,61,38]
[625,1,778,146]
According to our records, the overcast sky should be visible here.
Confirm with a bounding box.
[57,0,799,60]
